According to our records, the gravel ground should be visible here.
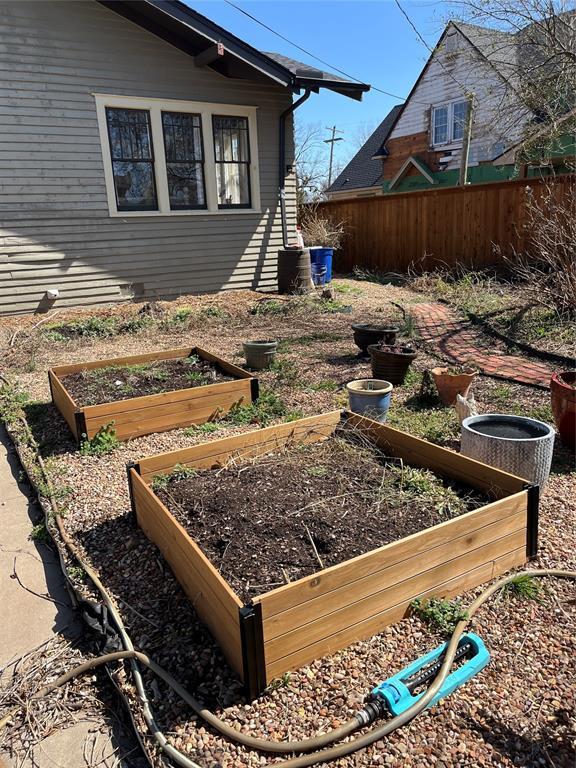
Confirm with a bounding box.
[2,278,575,768]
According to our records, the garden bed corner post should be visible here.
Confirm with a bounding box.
[525,483,540,559]
[239,603,266,698]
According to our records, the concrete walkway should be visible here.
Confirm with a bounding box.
[411,303,555,389]
[0,427,126,768]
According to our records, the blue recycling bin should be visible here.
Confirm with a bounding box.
[309,247,333,285]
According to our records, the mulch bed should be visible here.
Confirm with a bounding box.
[61,356,234,407]
[158,428,487,601]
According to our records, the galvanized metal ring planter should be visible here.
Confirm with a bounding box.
[126,410,538,699]
[49,346,258,444]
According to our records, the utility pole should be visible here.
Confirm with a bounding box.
[324,125,344,187]
[458,93,474,186]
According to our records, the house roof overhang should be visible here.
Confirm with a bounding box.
[97,0,370,100]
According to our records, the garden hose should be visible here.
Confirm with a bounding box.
[2,569,574,768]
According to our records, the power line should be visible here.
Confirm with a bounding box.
[223,0,426,104]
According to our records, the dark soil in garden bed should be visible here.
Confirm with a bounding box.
[157,428,488,601]
[61,356,234,407]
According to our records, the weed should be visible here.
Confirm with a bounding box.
[201,306,226,318]
[411,596,468,637]
[67,565,86,583]
[317,298,352,314]
[332,281,363,296]
[43,329,67,342]
[402,314,418,339]
[501,574,542,601]
[162,307,195,329]
[152,463,197,492]
[184,422,223,435]
[225,389,297,427]
[352,267,406,286]
[526,404,554,424]
[185,371,205,384]
[80,422,119,456]
[267,671,291,691]
[30,522,48,543]
[307,380,339,392]
[491,384,513,404]
[269,358,301,386]
[387,406,459,445]
[118,315,155,334]
[0,382,30,424]
[250,299,287,316]
[306,465,329,477]
[49,316,118,339]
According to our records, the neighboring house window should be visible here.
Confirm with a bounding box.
[105,108,158,211]
[161,111,206,210]
[95,95,260,216]
[432,105,449,145]
[432,100,469,146]
[212,116,251,208]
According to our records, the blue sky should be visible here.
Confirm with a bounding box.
[189,1,451,166]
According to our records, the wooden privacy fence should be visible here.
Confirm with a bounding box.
[317,176,574,273]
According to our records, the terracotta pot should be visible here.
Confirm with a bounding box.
[550,371,576,450]
[368,344,417,385]
[431,367,478,406]
[351,324,400,353]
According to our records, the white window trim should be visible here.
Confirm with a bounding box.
[94,93,261,217]
[431,99,468,148]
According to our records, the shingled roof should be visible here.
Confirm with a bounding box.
[326,104,403,196]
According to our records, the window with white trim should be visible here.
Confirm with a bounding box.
[95,95,260,216]
[431,100,469,146]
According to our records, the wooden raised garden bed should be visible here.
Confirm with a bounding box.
[127,411,538,698]
[49,346,257,443]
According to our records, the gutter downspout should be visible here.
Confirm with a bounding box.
[279,89,311,247]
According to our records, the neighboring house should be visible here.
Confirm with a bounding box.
[0,1,367,314]
[376,19,573,194]
[325,105,403,199]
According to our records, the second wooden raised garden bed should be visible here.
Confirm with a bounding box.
[49,346,257,443]
[127,411,538,698]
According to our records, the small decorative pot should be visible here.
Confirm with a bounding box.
[368,344,417,385]
[351,323,400,353]
[242,340,277,370]
[461,413,555,488]
[550,371,576,450]
[346,379,393,423]
[431,367,478,406]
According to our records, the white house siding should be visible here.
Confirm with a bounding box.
[389,27,527,170]
[0,0,296,314]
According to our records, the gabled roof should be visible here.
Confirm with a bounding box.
[326,105,403,195]
[451,21,519,88]
[98,0,369,100]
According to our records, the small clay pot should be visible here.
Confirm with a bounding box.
[368,344,417,385]
[242,340,277,370]
[351,324,400,353]
[431,367,478,406]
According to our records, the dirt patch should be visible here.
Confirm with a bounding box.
[61,356,235,407]
[157,427,487,602]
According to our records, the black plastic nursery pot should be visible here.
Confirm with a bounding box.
[368,344,417,385]
[352,324,400,353]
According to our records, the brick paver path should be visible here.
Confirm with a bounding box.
[411,303,554,389]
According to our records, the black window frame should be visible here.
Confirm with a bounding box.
[105,106,158,213]
[161,110,208,211]
[212,115,252,210]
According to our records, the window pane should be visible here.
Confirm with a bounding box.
[111,160,157,211]
[452,101,468,141]
[215,162,250,207]
[433,106,448,144]
[106,108,157,211]
[212,115,251,208]
[162,111,206,209]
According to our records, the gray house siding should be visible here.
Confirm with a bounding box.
[0,0,296,314]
